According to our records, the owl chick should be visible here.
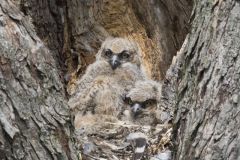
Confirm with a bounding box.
[122,80,163,126]
[68,37,147,135]
[123,80,170,160]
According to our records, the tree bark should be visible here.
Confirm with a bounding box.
[0,0,192,159]
[19,0,65,65]
[0,1,78,159]
[4,0,240,160]
[167,0,240,159]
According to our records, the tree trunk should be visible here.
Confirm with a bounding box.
[0,1,77,159]
[0,0,192,159]
[2,0,239,160]
[167,0,240,159]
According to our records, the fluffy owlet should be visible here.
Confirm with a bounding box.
[122,80,162,126]
[68,37,147,136]
[123,80,173,160]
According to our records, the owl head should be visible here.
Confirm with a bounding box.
[123,80,162,120]
[96,37,142,70]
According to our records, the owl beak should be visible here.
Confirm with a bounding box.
[110,55,121,70]
[131,103,143,117]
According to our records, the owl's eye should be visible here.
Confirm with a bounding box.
[127,99,133,105]
[144,99,157,106]
[120,51,130,59]
[123,96,133,105]
[105,49,112,57]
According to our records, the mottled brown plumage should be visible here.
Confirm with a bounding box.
[122,80,163,126]
[68,37,147,136]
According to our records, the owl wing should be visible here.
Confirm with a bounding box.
[68,61,112,110]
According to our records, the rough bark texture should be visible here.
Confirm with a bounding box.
[19,0,65,65]
[131,0,192,79]
[6,0,240,160]
[0,1,78,159]
[0,0,192,159]
[167,0,240,159]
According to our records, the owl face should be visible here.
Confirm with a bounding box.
[96,38,141,70]
[123,95,157,118]
[123,80,162,120]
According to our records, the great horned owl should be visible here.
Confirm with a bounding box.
[122,80,163,126]
[68,37,147,135]
[122,80,173,160]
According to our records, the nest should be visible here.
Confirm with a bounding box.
[75,120,173,160]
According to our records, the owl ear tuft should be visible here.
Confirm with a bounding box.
[96,37,114,60]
